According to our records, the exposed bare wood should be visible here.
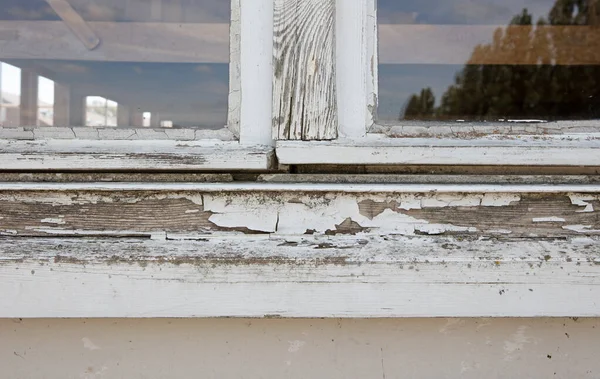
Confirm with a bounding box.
[276,137,600,166]
[0,140,274,171]
[1,236,600,317]
[45,0,101,50]
[0,189,599,238]
[273,0,337,140]
[257,174,600,185]
[0,21,228,63]
[372,121,600,138]
[294,164,600,176]
[379,25,600,65]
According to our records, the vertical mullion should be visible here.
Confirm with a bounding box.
[366,0,378,130]
[336,0,368,138]
[239,0,274,146]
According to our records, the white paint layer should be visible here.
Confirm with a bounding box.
[1,236,600,318]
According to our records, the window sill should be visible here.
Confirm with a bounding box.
[276,135,600,166]
[0,140,275,171]
[1,235,599,318]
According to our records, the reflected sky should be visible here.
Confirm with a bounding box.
[0,0,230,128]
[377,0,600,122]
[378,0,555,24]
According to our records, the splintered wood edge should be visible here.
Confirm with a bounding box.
[1,236,599,318]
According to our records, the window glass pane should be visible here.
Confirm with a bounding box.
[378,0,600,123]
[0,0,229,129]
[0,62,21,126]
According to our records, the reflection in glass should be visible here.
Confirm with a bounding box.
[0,0,229,128]
[0,62,21,127]
[378,0,600,123]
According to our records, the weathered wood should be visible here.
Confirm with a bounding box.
[1,188,599,238]
[276,137,600,166]
[0,140,274,170]
[227,0,241,138]
[1,236,600,317]
[0,21,228,63]
[45,0,101,50]
[273,0,337,140]
[0,126,236,141]
[373,121,600,137]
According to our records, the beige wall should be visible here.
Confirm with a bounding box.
[1,318,599,378]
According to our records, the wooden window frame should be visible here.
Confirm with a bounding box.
[0,0,275,171]
[275,0,600,167]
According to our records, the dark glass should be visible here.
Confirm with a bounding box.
[0,0,229,128]
[378,0,600,123]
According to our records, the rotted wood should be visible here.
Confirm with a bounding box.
[273,0,338,140]
[1,189,600,238]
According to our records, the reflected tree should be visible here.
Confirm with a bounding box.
[403,0,600,121]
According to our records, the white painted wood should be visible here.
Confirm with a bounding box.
[0,140,274,170]
[336,0,368,138]
[366,0,378,130]
[45,0,101,50]
[1,236,599,318]
[227,0,241,138]
[1,182,600,194]
[238,0,274,146]
[0,21,229,63]
[273,0,337,140]
[277,136,600,166]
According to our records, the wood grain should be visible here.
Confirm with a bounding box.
[2,236,600,317]
[273,0,337,140]
[1,189,599,238]
[0,140,274,171]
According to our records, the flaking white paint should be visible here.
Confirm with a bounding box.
[2,236,600,317]
[533,217,566,223]
[569,194,596,213]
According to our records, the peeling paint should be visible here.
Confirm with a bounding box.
[533,217,566,223]
[563,225,600,233]
[40,217,66,225]
[481,194,521,207]
[203,195,278,233]
[568,194,596,213]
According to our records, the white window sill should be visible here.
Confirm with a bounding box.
[0,140,274,171]
[1,235,599,318]
[277,135,600,166]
